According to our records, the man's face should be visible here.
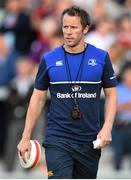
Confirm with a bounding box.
[62,14,88,47]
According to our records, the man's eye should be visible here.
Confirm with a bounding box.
[71,26,77,29]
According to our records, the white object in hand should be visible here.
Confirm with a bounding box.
[18,140,41,168]
[93,138,102,149]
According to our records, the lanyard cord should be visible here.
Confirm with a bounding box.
[64,46,86,107]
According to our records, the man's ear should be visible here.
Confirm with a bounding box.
[83,25,89,35]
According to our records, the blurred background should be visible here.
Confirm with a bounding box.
[0,0,131,178]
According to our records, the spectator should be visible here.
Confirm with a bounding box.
[4,57,34,171]
[112,62,131,170]
[0,0,36,55]
[117,14,131,49]
[0,33,19,160]
[29,15,59,64]
[108,42,125,76]
[85,16,116,50]
[31,0,57,33]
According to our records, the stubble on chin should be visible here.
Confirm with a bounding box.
[65,41,77,48]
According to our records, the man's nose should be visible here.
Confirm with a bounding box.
[66,27,72,34]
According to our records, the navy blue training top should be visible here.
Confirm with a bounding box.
[35,44,117,144]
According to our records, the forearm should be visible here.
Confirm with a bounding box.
[22,89,47,140]
[103,87,117,131]
[96,88,117,148]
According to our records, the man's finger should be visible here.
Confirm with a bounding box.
[19,150,27,163]
[27,146,31,159]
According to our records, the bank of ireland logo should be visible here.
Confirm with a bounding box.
[88,59,97,66]
[71,85,82,92]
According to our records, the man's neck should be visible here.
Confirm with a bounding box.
[64,42,86,53]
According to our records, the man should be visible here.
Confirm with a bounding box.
[17,6,117,179]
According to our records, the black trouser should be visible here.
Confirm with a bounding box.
[44,141,101,179]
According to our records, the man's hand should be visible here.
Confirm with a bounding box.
[96,126,112,149]
[17,138,31,163]
[17,89,47,163]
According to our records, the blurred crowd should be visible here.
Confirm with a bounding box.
[0,0,131,173]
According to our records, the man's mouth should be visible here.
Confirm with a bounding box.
[65,38,74,41]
